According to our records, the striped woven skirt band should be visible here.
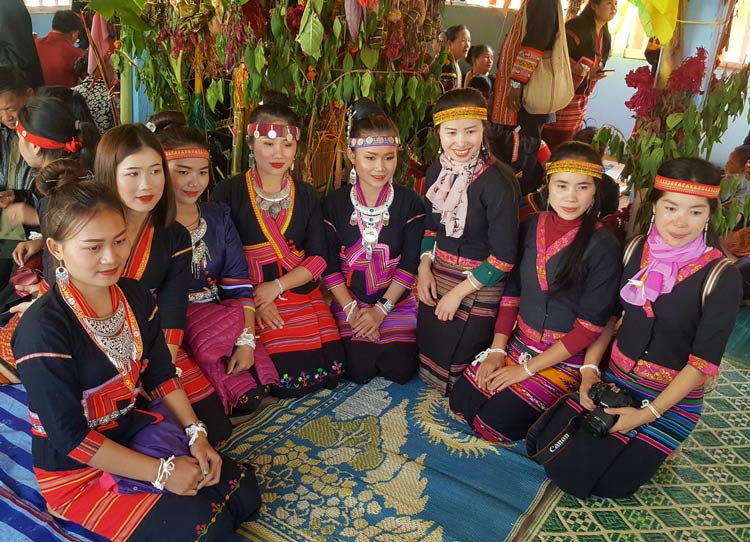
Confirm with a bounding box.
[607,353,703,455]
[331,293,417,344]
[494,325,583,411]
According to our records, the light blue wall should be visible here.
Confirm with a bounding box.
[30,13,53,36]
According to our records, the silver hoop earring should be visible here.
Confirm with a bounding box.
[647,213,655,235]
[703,221,709,244]
[349,167,357,185]
[56,265,69,287]
[290,161,295,172]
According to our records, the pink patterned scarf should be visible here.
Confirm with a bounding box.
[620,227,707,306]
[426,152,483,238]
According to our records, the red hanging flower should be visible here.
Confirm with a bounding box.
[667,47,707,96]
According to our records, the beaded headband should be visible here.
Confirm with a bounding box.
[247,122,300,141]
[654,174,720,199]
[545,159,604,180]
[164,147,210,161]
[348,135,400,148]
[433,106,487,126]
[16,120,81,152]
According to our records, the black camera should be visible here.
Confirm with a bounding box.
[583,382,638,437]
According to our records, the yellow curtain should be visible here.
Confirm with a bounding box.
[629,0,680,43]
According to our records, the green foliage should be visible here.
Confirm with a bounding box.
[93,0,446,184]
[595,64,750,237]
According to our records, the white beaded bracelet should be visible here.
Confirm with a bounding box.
[185,421,208,446]
[235,327,256,348]
[152,455,175,490]
[471,347,507,366]
[640,399,662,419]
[579,364,601,377]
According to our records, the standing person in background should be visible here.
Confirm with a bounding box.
[35,10,85,88]
[417,89,520,395]
[0,67,34,288]
[492,0,561,138]
[440,25,472,93]
[542,0,616,150]
[464,45,494,89]
[0,0,45,89]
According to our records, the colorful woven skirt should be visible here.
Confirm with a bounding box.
[541,94,589,151]
[417,253,504,395]
[331,293,418,384]
[534,341,705,498]
[449,324,583,442]
[608,343,704,456]
[35,455,260,542]
[258,287,345,397]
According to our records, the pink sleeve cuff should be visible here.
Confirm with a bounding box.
[392,269,416,290]
[323,272,347,291]
[301,255,327,280]
[687,354,719,377]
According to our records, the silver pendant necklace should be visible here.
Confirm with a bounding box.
[189,216,211,277]
[349,184,394,260]
[82,301,136,375]
[254,178,291,219]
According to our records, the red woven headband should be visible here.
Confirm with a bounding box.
[164,148,210,161]
[16,119,81,153]
[654,174,720,199]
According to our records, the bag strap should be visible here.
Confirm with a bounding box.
[622,234,646,267]
[701,257,731,308]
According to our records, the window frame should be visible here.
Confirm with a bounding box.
[24,0,72,15]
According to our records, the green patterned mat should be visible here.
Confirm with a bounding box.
[725,307,750,368]
[509,361,750,542]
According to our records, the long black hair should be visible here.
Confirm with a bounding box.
[570,1,613,65]
[546,141,604,295]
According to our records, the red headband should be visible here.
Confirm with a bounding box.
[654,174,720,199]
[16,119,81,153]
[247,123,300,141]
[164,148,210,161]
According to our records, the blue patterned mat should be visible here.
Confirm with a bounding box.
[0,384,103,542]
[226,378,549,542]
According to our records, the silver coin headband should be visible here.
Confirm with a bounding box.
[348,135,400,149]
[247,122,301,141]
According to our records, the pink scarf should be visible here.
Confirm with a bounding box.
[620,227,707,306]
[426,152,483,238]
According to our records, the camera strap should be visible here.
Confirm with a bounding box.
[528,412,586,466]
